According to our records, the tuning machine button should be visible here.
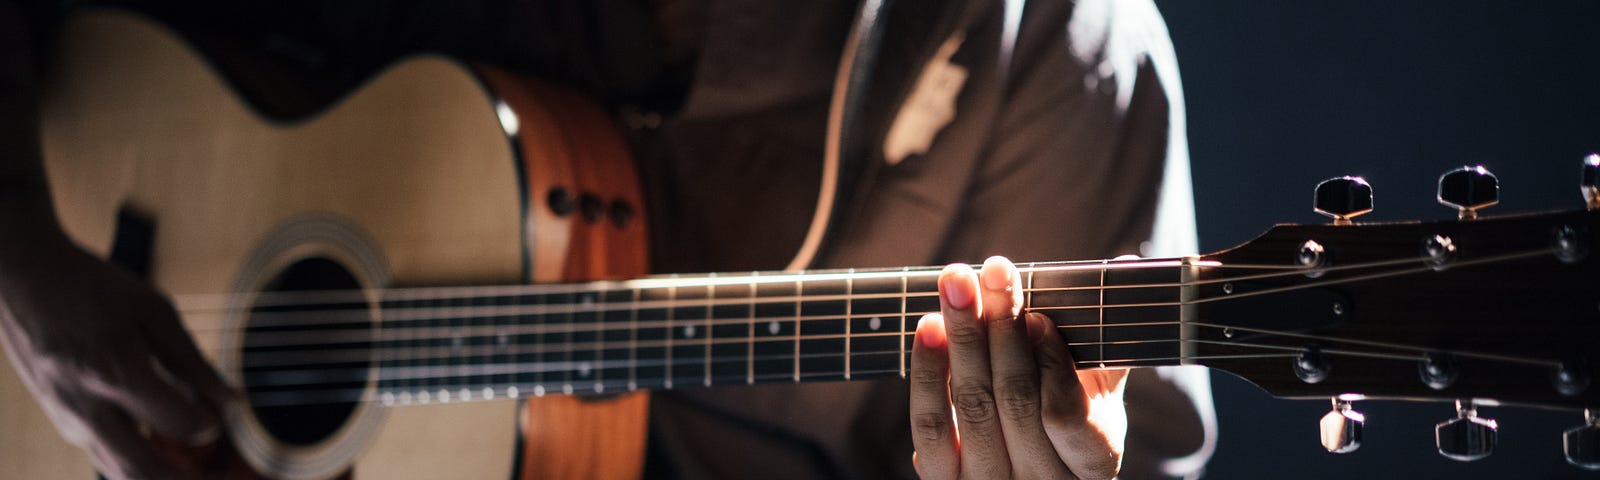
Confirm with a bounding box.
[1565,409,1600,470]
[1583,154,1599,210]
[1438,166,1499,220]
[1436,400,1497,461]
[1314,176,1374,225]
[1320,398,1365,453]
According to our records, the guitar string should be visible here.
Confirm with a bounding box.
[149,247,1565,407]
[178,247,1550,333]
[171,257,1328,314]
[198,248,1554,353]
[230,324,1530,394]
[234,332,1313,403]
[200,251,1561,393]
[235,333,1439,408]
[237,323,1150,368]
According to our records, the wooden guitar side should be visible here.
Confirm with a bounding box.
[2,10,648,479]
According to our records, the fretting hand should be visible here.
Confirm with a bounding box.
[910,256,1130,480]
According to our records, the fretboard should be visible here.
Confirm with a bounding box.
[239,259,1193,407]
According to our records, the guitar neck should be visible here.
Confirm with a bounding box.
[261,258,1198,405]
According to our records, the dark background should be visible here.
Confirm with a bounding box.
[1153,1,1600,478]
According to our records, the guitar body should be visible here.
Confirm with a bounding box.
[2,10,647,479]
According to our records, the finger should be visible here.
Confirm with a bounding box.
[909,314,957,480]
[938,263,1010,479]
[978,256,1023,322]
[1032,312,1122,480]
[139,292,238,408]
[95,351,221,444]
[85,402,195,480]
[981,258,1071,479]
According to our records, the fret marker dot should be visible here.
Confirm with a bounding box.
[381,392,395,406]
[684,325,696,338]
[399,392,413,404]
[440,390,451,402]
[595,383,605,393]
[533,385,546,397]
[579,362,593,377]
[562,384,574,395]
[459,388,471,400]
[581,294,596,306]
[768,321,780,335]
[482,387,494,399]
[507,386,520,398]
[869,316,882,331]
[419,391,431,403]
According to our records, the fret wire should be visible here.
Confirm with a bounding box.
[844,269,853,381]
[1098,259,1107,368]
[746,271,757,385]
[792,278,802,383]
[704,273,715,388]
[593,290,603,392]
[898,266,909,379]
[562,291,574,394]
[628,286,639,391]
[665,281,675,389]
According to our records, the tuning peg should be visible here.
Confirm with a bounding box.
[1314,176,1373,225]
[1438,166,1499,220]
[1565,409,1600,470]
[1436,400,1497,461]
[1582,154,1599,210]
[1320,398,1365,453]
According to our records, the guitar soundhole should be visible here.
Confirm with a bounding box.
[242,257,372,446]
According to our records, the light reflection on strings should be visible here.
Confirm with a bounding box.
[160,246,1570,408]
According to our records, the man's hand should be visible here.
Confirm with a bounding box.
[910,256,1129,480]
[0,226,235,479]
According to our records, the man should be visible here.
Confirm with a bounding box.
[0,0,1210,478]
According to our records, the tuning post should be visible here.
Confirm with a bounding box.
[1314,176,1374,225]
[1553,359,1592,397]
[1438,165,1499,220]
[1583,154,1599,210]
[1436,400,1497,461]
[1295,347,1331,384]
[1565,409,1600,470]
[1422,234,1457,271]
[1297,240,1327,278]
[1320,398,1365,453]
[1419,353,1460,390]
[1553,225,1591,264]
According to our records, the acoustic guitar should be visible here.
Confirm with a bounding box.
[4,9,1598,480]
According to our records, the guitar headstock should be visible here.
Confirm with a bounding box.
[1190,162,1600,465]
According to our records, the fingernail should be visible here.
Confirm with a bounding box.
[917,315,947,348]
[941,265,975,310]
[980,256,1014,291]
